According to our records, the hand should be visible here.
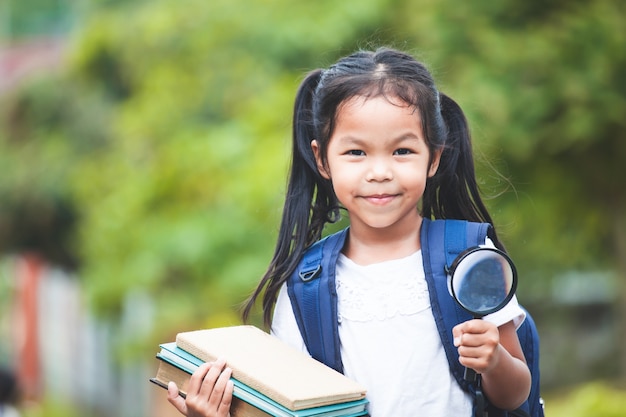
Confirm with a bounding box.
[167,358,234,417]
[452,319,501,375]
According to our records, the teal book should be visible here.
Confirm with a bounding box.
[150,326,368,417]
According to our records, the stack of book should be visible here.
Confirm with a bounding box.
[150,325,368,417]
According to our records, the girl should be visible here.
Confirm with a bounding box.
[168,47,531,417]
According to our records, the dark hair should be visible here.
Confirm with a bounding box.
[243,47,502,326]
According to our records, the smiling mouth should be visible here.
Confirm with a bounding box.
[363,194,397,205]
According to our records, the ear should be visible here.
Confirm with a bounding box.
[428,149,442,178]
[311,140,331,179]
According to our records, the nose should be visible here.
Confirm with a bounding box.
[365,157,393,182]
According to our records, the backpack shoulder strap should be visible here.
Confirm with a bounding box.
[420,218,491,393]
[286,228,348,373]
[515,309,545,417]
[423,218,544,417]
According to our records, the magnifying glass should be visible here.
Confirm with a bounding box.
[447,246,518,382]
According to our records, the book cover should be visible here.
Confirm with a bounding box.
[175,325,367,411]
[158,342,202,370]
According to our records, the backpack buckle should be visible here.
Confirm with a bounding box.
[299,265,321,282]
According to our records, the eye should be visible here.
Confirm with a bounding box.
[394,148,413,156]
[346,149,365,156]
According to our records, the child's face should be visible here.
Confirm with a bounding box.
[312,95,440,234]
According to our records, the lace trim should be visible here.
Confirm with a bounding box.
[336,252,431,322]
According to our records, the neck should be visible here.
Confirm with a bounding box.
[343,216,423,265]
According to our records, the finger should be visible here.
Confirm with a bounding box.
[207,363,229,401]
[167,381,188,415]
[455,321,498,346]
[458,343,484,359]
[458,343,486,371]
[453,320,483,346]
[218,380,235,416]
[458,332,486,348]
[458,340,501,374]
[187,362,212,397]
[212,368,234,415]
[452,324,463,346]
[199,358,228,399]
[460,319,489,333]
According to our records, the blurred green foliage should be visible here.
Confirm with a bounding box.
[545,381,626,417]
[2,0,397,334]
[1,0,625,351]
[70,0,399,331]
[391,0,626,277]
[21,401,82,417]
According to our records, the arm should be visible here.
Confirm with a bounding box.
[453,320,531,410]
[167,359,234,417]
[270,283,309,353]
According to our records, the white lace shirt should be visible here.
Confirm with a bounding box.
[271,249,525,417]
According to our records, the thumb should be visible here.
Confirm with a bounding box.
[452,323,464,347]
[167,381,188,415]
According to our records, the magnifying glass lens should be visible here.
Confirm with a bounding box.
[452,249,515,316]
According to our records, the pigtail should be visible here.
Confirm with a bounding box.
[242,70,339,326]
[423,93,505,251]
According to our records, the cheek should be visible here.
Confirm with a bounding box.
[326,168,356,198]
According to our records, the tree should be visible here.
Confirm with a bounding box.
[393,0,626,379]
[36,0,395,332]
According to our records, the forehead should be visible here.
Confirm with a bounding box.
[337,93,416,117]
[335,94,420,125]
[329,95,426,146]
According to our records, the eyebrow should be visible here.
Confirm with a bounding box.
[335,133,424,145]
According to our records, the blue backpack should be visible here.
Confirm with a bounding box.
[287,218,544,417]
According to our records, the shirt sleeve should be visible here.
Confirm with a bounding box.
[482,294,526,329]
[270,283,310,354]
[480,237,527,329]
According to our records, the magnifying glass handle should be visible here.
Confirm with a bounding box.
[464,366,477,382]
[475,383,486,417]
